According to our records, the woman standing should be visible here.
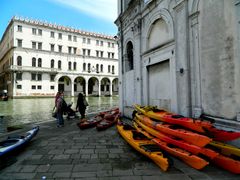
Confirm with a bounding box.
[76,93,88,119]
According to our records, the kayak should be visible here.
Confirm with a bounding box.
[135,113,212,147]
[211,154,240,174]
[133,122,209,170]
[96,113,120,131]
[134,119,218,159]
[117,119,169,171]
[134,104,212,133]
[0,126,39,158]
[77,114,104,129]
[208,141,240,158]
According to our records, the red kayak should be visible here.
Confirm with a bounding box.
[77,114,104,129]
[96,113,120,131]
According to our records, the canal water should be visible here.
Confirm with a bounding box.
[0,96,119,127]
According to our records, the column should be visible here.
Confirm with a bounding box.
[13,72,16,97]
[98,82,101,96]
[71,81,74,97]
[110,81,113,96]
[85,83,88,96]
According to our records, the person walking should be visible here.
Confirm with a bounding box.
[76,93,88,119]
[56,91,65,127]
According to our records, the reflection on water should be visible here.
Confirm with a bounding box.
[0,96,119,126]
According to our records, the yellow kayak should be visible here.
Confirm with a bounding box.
[209,141,240,158]
[117,119,169,171]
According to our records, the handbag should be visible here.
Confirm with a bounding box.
[52,106,57,118]
[83,98,89,106]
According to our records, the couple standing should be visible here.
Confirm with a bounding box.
[55,92,88,127]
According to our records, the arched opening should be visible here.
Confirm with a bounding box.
[58,76,72,96]
[17,56,22,66]
[32,57,36,67]
[88,77,99,96]
[126,41,133,71]
[51,59,54,68]
[74,76,86,96]
[101,77,110,96]
[112,78,119,95]
[58,60,61,69]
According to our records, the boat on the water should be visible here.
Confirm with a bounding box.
[0,126,39,158]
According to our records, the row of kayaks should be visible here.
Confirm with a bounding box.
[77,108,120,131]
[117,104,240,174]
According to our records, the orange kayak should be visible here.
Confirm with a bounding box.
[135,113,212,147]
[134,119,218,159]
[133,122,209,170]
[211,154,240,174]
[134,104,212,133]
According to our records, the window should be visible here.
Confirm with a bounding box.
[58,33,62,39]
[83,63,86,71]
[108,52,111,58]
[73,62,77,70]
[32,57,36,67]
[68,47,72,54]
[31,73,36,80]
[88,63,91,72]
[108,42,111,47]
[17,85,22,89]
[68,35,72,41]
[50,86,54,90]
[87,49,91,56]
[108,65,111,73]
[32,28,36,35]
[96,64,99,73]
[100,41,103,46]
[16,73,22,80]
[73,36,77,42]
[58,45,62,53]
[17,39,22,47]
[38,42,42,50]
[50,75,55,81]
[32,42,36,49]
[87,38,91,44]
[112,53,114,59]
[83,49,86,56]
[32,85,36,89]
[38,58,42,67]
[58,60,61,69]
[17,56,22,66]
[100,64,103,72]
[73,47,77,54]
[68,62,71,70]
[37,85,42,89]
[51,59,54,68]
[126,41,134,71]
[96,51,99,57]
[82,37,86,43]
[37,74,42,81]
[50,44,55,52]
[101,51,103,58]
[112,43,114,48]
[96,40,99,45]
[38,29,42,35]
[50,31,55,38]
[17,25,22,32]
[112,66,115,74]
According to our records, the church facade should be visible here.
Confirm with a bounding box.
[115,0,240,128]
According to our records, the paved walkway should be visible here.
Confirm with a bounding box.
[0,114,239,180]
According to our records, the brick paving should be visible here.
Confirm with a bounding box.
[0,114,239,180]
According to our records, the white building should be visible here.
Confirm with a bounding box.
[0,17,119,97]
[115,0,240,129]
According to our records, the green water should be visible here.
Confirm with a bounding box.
[0,96,119,126]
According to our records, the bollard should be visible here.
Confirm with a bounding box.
[0,115,7,133]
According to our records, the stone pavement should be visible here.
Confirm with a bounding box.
[0,114,239,180]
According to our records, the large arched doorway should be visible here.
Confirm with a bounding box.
[101,77,110,96]
[88,77,99,96]
[74,76,86,96]
[112,78,119,95]
[58,76,72,96]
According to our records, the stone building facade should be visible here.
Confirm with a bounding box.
[0,17,119,97]
[115,0,240,128]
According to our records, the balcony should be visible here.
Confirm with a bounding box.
[9,65,58,73]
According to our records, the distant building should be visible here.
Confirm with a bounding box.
[115,0,240,128]
[0,16,119,97]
